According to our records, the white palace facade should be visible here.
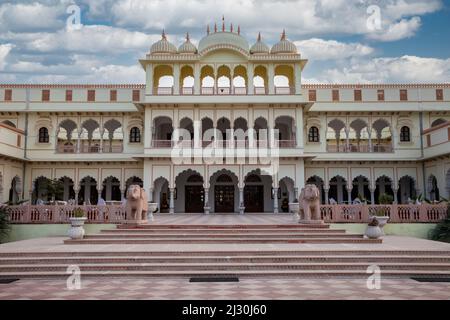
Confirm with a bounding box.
[1,25,450,214]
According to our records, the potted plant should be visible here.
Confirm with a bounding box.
[68,207,87,240]
[289,198,300,221]
[365,217,382,239]
[239,202,245,215]
[372,193,392,234]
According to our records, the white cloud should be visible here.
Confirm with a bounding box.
[367,17,421,42]
[0,44,14,70]
[295,38,374,60]
[0,2,64,32]
[305,55,450,83]
[23,25,157,54]
[108,0,442,41]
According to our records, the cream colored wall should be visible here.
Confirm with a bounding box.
[424,156,450,199]
[0,158,24,203]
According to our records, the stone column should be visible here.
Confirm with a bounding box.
[294,63,302,94]
[239,187,244,214]
[370,187,375,205]
[76,130,81,153]
[204,187,210,214]
[273,187,279,214]
[99,128,104,153]
[294,187,299,200]
[393,187,399,204]
[345,127,350,152]
[74,189,79,205]
[148,187,154,202]
[173,63,180,95]
[268,64,275,95]
[247,63,254,95]
[295,107,304,149]
[145,63,153,95]
[347,185,353,204]
[368,126,373,152]
[194,64,201,95]
[324,188,329,204]
[169,188,175,214]
[120,187,126,201]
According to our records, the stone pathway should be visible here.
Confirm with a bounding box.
[1,277,449,300]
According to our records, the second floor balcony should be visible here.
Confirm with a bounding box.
[326,143,393,153]
[154,86,295,96]
[56,142,124,154]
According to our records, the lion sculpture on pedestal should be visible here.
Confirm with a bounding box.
[298,184,321,222]
[125,185,148,222]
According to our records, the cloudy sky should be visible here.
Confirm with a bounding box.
[0,0,449,84]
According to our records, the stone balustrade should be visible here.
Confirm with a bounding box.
[4,203,448,224]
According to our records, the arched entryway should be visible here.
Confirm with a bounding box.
[154,177,169,213]
[210,170,238,213]
[101,176,121,202]
[428,175,440,202]
[398,176,416,204]
[279,177,295,212]
[352,176,370,203]
[374,176,394,204]
[175,170,204,213]
[306,175,325,204]
[78,176,98,205]
[328,176,348,204]
[244,170,273,213]
[8,176,22,204]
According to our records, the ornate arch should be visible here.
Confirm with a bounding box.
[209,168,239,186]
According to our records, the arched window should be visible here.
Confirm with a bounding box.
[129,127,141,143]
[308,126,320,142]
[400,126,410,142]
[38,127,49,143]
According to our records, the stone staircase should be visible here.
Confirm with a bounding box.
[64,223,381,244]
[1,223,450,279]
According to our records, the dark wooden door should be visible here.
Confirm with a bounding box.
[214,185,234,213]
[244,185,264,212]
[185,186,204,213]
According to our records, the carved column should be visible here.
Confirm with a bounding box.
[247,63,254,95]
[169,188,175,214]
[273,187,279,214]
[204,187,210,214]
[393,187,399,204]
[239,187,244,214]
[294,187,299,201]
[194,63,201,95]
[347,185,353,204]
[324,188,329,204]
[369,187,375,205]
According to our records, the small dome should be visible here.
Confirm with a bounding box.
[150,30,177,54]
[271,30,297,54]
[250,33,270,54]
[178,33,197,54]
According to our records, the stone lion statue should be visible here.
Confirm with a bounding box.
[125,185,148,221]
[299,184,321,221]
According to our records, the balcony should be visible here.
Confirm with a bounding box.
[326,143,393,153]
[56,143,124,154]
[153,86,294,96]
[0,122,25,159]
[152,139,297,148]
[423,120,450,159]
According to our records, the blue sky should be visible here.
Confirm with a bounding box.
[0,0,449,84]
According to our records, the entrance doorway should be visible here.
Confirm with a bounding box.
[214,185,235,213]
[185,186,204,213]
[244,185,264,212]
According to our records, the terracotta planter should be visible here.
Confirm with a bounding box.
[374,216,389,235]
[365,225,382,239]
[68,217,87,240]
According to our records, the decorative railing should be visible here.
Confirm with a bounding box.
[149,86,295,95]
[320,204,448,223]
[5,204,447,224]
[5,205,127,224]
[152,139,297,148]
[326,144,393,153]
[56,143,124,154]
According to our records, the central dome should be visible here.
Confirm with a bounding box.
[198,31,249,56]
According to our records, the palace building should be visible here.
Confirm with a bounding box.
[0,23,449,214]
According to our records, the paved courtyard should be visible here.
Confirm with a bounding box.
[1,277,450,300]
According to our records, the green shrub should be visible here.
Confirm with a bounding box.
[429,205,450,243]
[0,205,11,243]
[72,207,86,218]
[378,193,393,205]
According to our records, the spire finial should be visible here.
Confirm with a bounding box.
[206,25,210,35]
[214,23,217,33]
[281,29,286,40]
[230,23,233,33]
[186,32,190,41]
[222,16,225,32]
[162,29,166,40]
[237,25,240,35]
[257,32,261,41]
